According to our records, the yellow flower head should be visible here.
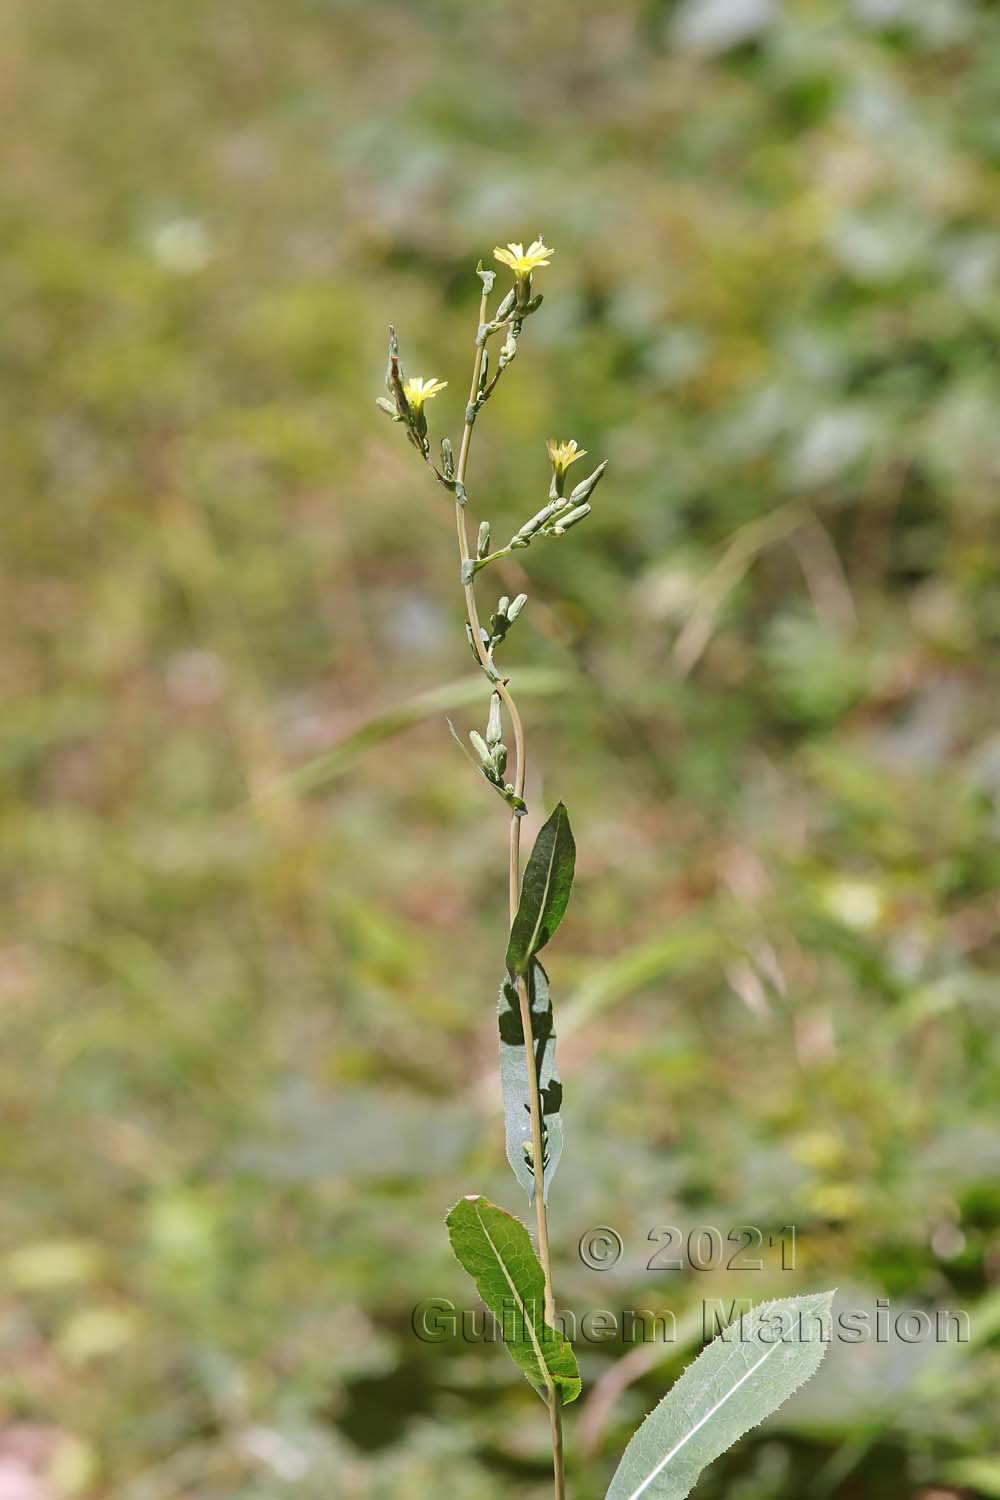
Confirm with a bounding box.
[403,376,448,410]
[494,238,554,276]
[546,438,588,478]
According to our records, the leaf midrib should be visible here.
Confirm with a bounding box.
[627,1329,785,1499]
[518,816,561,967]
[474,1201,553,1396]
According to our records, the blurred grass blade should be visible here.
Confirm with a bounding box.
[561,924,721,1037]
[606,1291,835,1499]
[275,668,569,794]
[446,1195,580,1405]
[499,960,563,1203]
[506,802,575,976]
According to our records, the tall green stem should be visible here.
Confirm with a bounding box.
[454,284,565,1500]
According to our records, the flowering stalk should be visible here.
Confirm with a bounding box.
[378,239,600,1499]
[377,241,836,1500]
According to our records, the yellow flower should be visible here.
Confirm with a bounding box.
[546,438,588,478]
[402,376,448,410]
[493,239,554,276]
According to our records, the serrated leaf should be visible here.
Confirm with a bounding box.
[499,961,563,1203]
[506,803,575,976]
[446,1195,580,1406]
[605,1291,835,1500]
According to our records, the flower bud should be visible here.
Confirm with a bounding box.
[552,503,591,535]
[568,460,608,506]
[507,593,528,622]
[469,731,492,765]
[486,693,503,748]
[477,521,491,559]
[386,326,406,410]
[517,501,559,538]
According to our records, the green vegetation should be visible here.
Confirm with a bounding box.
[3,2,1000,1496]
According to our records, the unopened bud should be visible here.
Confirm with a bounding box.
[496,596,510,620]
[477,521,491,559]
[493,743,508,776]
[486,693,503,748]
[507,593,528,622]
[386,326,405,402]
[552,503,591,535]
[568,460,608,506]
[469,731,491,765]
[517,501,558,539]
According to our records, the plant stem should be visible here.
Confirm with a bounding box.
[454,282,565,1499]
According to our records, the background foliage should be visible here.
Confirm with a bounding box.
[3,0,1000,1496]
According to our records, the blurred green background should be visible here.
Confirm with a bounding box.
[4,0,1000,1496]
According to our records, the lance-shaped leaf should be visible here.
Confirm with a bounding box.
[499,960,563,1203]
[506,802,575,976]
[605,1290,835,1500]
[446,1195,581,1406]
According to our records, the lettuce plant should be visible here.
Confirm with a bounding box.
[378,241,834,1499]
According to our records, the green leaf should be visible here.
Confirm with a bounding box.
[605,1291,835,1499]
[498,961,563,1203]
[506,802,576,976]
[445,1195,580,1406]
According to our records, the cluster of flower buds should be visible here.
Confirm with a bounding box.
[512,457,606,547]
[466,322,520,427]
[464,591,527,683]
[465,249,547,427]
[461,443,606,587]
[377,243,554,493]
[380,242,607,828]
[492,238,552,316]
[467,692,527,817]
[376,327,441,457]
[376,328,469,500]
[488,592,527,652]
